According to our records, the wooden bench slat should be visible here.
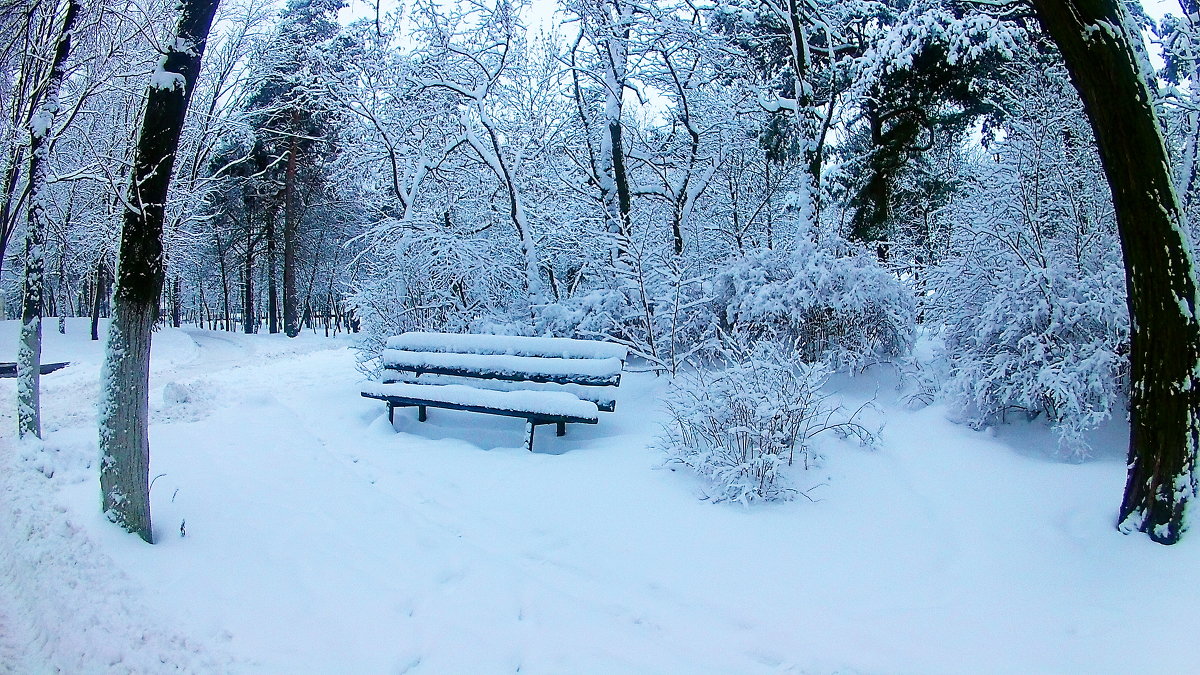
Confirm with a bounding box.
[382,350,622,387]
[385,332,629,360]
[366,332,625,452]
[362,382,600,421]
[0,361,69,378]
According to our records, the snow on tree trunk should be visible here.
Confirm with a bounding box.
[594,0,633,260]
[243,194,256,334]
[1031,0,1200,544]
[465,109,546,305]
[16,0,82,439]
[99,0,221,543]
[99,300,156,540]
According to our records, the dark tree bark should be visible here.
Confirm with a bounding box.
[212,218,231,330]
[608,119,633,250]
[99,0,221,543]
[91,262,105,341]
[267,210,278,333]
[17,0,83,439]
[242,196,256,334]
[1030,0,1200,544]
[171,276,182,328]
[243,235,255,333]
[283,125,299,337]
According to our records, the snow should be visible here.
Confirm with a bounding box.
[2,318,1199,673]
[385,372,618,411]
[382,349,624,384]
[386,331,629,360]
[149,57,187,91]
[362,382,600,420]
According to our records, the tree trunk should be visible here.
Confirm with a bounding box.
[242,212,255,334]
[1030,0,1200,544]
[17,0,83,439]
[283,125,299,337]
[91,261,105,341]
[171,276,182,327]
[597,0,633,260]
[267,210,278,333]
[99,0,221,543]
[214,225,231,331]
[56,246,67,333]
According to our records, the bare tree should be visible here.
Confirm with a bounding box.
[99,0,221,542]
[15,0,81,439]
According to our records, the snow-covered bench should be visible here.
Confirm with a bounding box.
[361,332,628,452]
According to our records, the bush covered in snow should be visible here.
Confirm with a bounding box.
[929,65,1129,457]
[350,226,527,376]
[661,337,876,504]
[531,241,714,375]
[710,235,916,371]
[938,260,1128,456]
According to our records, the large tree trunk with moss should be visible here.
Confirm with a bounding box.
[1031,0,1200,544]
[16,0,82,439]
[99,0,221,543]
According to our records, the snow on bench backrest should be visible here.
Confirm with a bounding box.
[385,332,628,361]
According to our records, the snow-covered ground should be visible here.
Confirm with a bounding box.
[1,318,1197,673]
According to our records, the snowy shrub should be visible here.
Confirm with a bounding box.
[351,225,526,376]
[711,235,916,371]
[931,65,1129,457]
[533,241,715,375]
[939,260,1128,456]
[532,288,631,340]
[892,329,950,410]
[661,337,876,504]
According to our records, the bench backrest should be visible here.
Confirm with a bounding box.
[385,332,628,360]
[381,332,628,410]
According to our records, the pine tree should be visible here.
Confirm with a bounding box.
[243,0,342,337]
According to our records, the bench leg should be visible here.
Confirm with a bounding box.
[418,405,427,422]
[556,421,566,437]
[388,403,394,424]
[524,420,535,452]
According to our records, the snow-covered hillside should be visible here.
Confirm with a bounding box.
[1,319,1197,673]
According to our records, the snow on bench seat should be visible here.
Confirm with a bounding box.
[385,372,618,412]
[385,332,628,361]
[382,349,623,387]
[362,383,599,422]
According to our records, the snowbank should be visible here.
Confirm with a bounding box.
[1,319,1197,673]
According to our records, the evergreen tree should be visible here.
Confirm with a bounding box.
[242,0,342,336]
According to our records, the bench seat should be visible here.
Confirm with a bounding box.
[362,382,600,422]
[383,372,618,412]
